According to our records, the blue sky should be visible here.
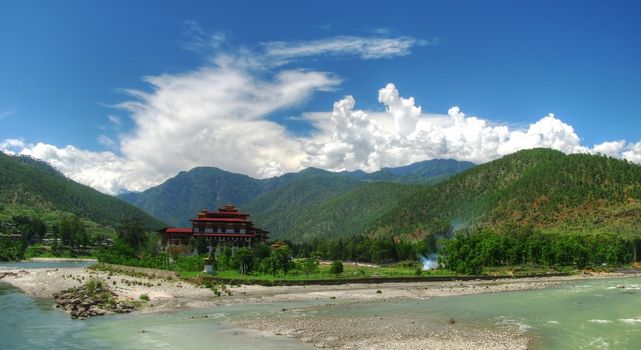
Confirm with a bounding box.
[1,0,641,193]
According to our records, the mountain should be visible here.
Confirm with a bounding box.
[119,159,473,228]
[370,148,641,237]
[120,167,265,227]
[346,159,475,184]
[0,152,165,230]
[241,169,369,240]
[250,181,422,242]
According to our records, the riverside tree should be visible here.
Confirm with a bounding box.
[233,247,254,274]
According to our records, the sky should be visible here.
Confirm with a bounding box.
[1,0,641,194]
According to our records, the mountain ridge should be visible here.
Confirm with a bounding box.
[119,159,474,228]
[0,152,165,230]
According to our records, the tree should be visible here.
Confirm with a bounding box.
[271,246,292,276]
[330,260,344,274]
[233,247,254,274]
[117,219,147,252]
[196,234,208,255]
[218,246,233,270]
[301,256,320,276]
[57,214,86,248]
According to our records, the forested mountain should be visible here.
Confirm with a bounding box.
[370,148,641,238]
[242,170,370,241]
[250,182,422,242]
[346,159,474,184]
[0,152,164,229]
[121,167,265,227]
[119,159,472,227]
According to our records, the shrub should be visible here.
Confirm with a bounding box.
[139,294,150,301]
[330,260,344,274]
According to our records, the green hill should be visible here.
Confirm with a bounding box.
[119,159,472,228]
[121,167,265,227]
[252,181,422,242]
[0,152,165,231]
[241,169,369,240]
[349,159,475,184]
[370,148,641,237]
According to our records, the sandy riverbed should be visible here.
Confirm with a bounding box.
[0,265,633,349]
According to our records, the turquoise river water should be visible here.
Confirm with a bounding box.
[1,261,641,349]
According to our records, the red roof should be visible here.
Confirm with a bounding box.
[191,218,250,223]
[164,228,192,234]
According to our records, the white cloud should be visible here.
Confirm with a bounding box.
[622,141,641,163]
[0,109,15,120]
[2,52,341,194]
[97,134,118,150]
[593,140,626,157]
[301,84,641,172]
[107,115,122,126]
[263,36,428,61]
[0,138,25,154]
[182,20,226,52]
[2,33,640,195]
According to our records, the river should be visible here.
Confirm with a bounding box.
[1,261,640,349]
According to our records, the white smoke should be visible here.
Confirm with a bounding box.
[420,253,439,271]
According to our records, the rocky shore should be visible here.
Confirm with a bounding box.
[52,281,136,320]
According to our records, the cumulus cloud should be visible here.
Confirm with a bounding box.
[2,32,640,195]
[301,84,641,172]
[592,140,626,157]
[2,51,341,193]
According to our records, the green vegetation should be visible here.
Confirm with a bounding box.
[371,149,641,238]
[118,160,472,232]
[330,260,344,274]
[119,167,265,227]
[0,151,167,260]
[0,238,26,261]
[0,152,164,228]
[442,227,641,274]
[0,213,117,261]
[242,170,368,241]
[248,181,423,242]
[351,159,474,184]
[288,234,437,264]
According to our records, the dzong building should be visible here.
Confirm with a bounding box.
[159,205,268,254]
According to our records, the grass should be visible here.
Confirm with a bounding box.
[95,258,583,286]
[180,262,461,282]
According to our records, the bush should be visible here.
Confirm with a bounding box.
[330,260,344,274]
[139,293,150,301]
[175,255,205,272]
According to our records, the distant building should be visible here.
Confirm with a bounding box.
[159,205,268,253]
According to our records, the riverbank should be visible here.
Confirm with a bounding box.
[28,257,98,262]
[1,265,638,349]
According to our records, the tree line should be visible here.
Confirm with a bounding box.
[286,234,438,264]
[441,227,641,274]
